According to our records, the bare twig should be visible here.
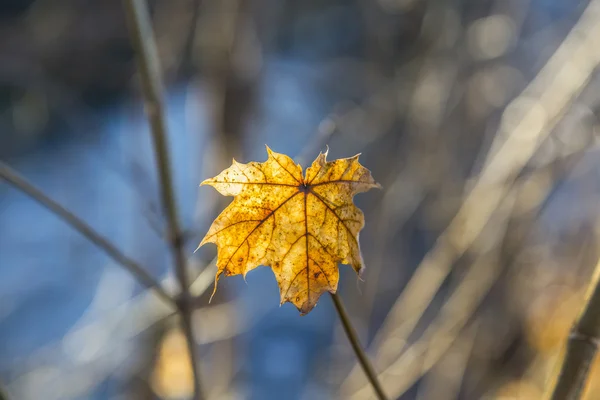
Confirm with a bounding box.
[0,162,175,308]
[122,0,205,399]
[331,293,388,400]
[178,0,203,78]
[547,256,600,400]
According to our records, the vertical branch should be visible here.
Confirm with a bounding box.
[330,293,388,400]
[547,259,600,400]
[122,1,205,399]
[178,0,203,78]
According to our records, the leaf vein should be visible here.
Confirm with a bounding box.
[309,191,358,246]
[222,192,301,269]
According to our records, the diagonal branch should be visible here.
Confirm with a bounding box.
[331,293,388,400]
[0,161,175,308]
[547,255,600,400]
[342,0,600,391]
[122,0,205,399]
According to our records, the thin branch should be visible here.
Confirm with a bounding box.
[547,257,600,400]
[330,293,388,400]
[122,0,205,399]
[177,0,203,78]
[0,161,175,308]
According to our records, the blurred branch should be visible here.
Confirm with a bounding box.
[416,321,479,400]
[6,300,239,399]
[343,0,600,391]
[343,188,517,399]
[295,96,391,167]
[547,256,600,399]
[5,260,227,399]
[122,0,205,399]
[200,0,254,163]
[0,385,8,400]
[190,257,219,301]
[294,115,337,167]
[178,0,203,78]
[344,139,592,398]
[362,165,423,331]
[0,161,175,308]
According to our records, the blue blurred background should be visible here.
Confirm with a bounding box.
[1,0,600,399]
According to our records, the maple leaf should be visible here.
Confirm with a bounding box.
[198,146,380,314]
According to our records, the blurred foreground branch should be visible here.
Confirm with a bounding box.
[342,0,600,394]
[0,161,175,308]
[122,0,205,399]
[548,256,600,399]
[345,186,517,399]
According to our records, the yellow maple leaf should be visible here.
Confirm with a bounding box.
[198,146,380,314]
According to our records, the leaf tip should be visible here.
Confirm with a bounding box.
[299,302,315,316]
[357,270,366,281]
[198,234,212,248]
[316,149,328,165]
[232,158,245,169]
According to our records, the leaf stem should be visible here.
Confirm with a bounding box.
[122,0,205,399]
[0,162,175,308]
[330,292,388,400]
